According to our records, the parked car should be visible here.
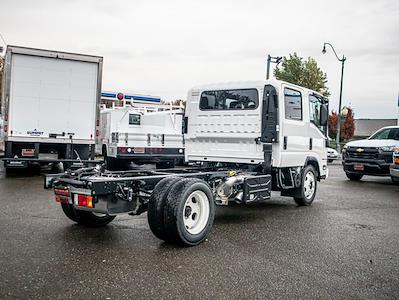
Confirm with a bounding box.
[327,147,338,163]
[342,126,399,182]
[390,147,399,184]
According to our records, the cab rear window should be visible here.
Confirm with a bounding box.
[199,89,258,110]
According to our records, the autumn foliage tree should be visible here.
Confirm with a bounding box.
[328,107,355,141]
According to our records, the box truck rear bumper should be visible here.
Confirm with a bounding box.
[3,158,102,169]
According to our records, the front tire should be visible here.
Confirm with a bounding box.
[60,203,115,227]
[346,172,363,181]
[391,176,399,185]
[294,165,317,206]
[163,178,215,246]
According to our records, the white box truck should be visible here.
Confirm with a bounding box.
[46,79,329,246]
[100,103,185,170]
[1,45,103,171]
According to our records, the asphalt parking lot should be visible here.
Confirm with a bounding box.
[0,162,398,299]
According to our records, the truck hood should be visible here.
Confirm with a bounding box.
[346,139,399,148]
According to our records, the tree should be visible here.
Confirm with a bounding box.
[328,107,355,141]
[274,53,330,97]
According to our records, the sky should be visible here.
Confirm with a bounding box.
[1,0,398,119]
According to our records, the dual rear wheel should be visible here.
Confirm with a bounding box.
[147,177,215,246]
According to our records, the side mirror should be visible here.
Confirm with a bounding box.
[320,104,328,127]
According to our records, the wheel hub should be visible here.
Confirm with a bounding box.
[182,191,210,235]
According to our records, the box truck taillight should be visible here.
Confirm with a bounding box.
[96,130,99,137]
[4,114,8,122]
[74,194,94,208]
[4,125,8,133]
[96,119,100,126]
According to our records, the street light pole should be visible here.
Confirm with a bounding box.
[322,42,346,153]
[266,54,282,79]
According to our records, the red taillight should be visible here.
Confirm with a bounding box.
[96,119,100,126]
[118,147,127,153]
[54,188,71,203]
[4,114,8,122]
[75,194,93,208]
[96,130,99,137]
[4,125,8,133]
[54,188,70,196]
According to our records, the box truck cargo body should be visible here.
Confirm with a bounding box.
[1,46,103,170]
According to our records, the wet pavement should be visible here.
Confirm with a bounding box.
[0,162,398,299]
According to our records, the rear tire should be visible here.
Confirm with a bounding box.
[147,176,183,240]
[60,203,115,227]
[391,176,399,185]
[294,165,317,206]
[61,203,79,222]
[156,160,175,169]
[105,156,124,171]
[163,178,215,246]
[346,172,363,181]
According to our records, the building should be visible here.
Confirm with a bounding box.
[354,119,397,138]
[101,90,161,108]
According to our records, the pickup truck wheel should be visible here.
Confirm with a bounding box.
[391,176,399,185]
[60,203,115,227]
[346,172,363,181]
[163,178,215,246]
[294,165,317,206]
[147,176,183,240]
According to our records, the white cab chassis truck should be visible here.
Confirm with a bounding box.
[99,104,185,170]
[1,46,102,171]
[45,79,328,246]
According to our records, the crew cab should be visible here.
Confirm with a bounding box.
[342,126,399,182]
[45,79,329,246]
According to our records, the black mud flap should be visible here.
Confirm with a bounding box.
[243,174,272,204]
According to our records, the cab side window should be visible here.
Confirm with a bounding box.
[284,88,302,120]
[309,95,321,126]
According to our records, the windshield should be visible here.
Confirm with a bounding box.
[369,128,399,140]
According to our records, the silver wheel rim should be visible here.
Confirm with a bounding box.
[304,171,315,200]
[183,190,210,235]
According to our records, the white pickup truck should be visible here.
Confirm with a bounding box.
[99,103,185,170]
